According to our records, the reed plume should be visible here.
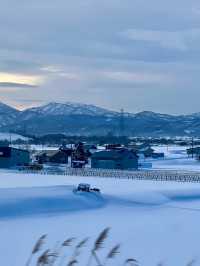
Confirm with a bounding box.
[66,237,89,266]
[93,228,110,252]
[106,244,120,259]
[124,258,139,266]
[58,238,76,266]
[67,259,78,266]
[62,238,76,247]
[25,234,47,266]
[36,249,57,266]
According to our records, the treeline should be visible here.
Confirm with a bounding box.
[28,134,130,145]
[3,133,199,146]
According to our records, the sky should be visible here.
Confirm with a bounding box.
[0,0,200,114]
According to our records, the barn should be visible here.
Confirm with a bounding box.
[91,149,138,170]
[0,146,30,168]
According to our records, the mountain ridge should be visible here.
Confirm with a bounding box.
[0,101,200,136]
[1,100,199,117]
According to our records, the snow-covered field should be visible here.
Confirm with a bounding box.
[0,172,200,266]
[144,145,200,171]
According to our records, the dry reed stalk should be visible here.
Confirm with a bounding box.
[57,237,76,266]
[62,238,76,247]
[67,259,78,266]
[104,244,120,265]
[87,228,110,266]
[93,228,110,252]
[124,258,139,266]
[76,238,89,249]
[48,241,61,266]
[36,249,57,266]
[65,237,89,266]
[25,234,47,266]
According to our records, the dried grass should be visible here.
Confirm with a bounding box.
[33,235,47,254]
[106,244,120,259]
[124,258,139,266]
[24,228,197,266]
[36,249,57,266]
[26,234,47,266]
[62,238,76,247]
[93,227,110,252]
[67,259,78,266]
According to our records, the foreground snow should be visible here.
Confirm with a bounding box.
[0,172,200,265]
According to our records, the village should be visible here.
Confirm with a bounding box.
[1,135,200,173]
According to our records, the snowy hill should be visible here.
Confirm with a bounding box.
[0,132,29,141]
[0,102,18,114]
[0,102,19,128]
[133,111,176,120]
[19,102,117,120]
[27,102,116,116]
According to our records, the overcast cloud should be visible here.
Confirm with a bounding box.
[0,0,200,114]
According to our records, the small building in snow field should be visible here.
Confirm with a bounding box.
[152,152,164,159]
[138,146,155,158]
[0,146,30,168]
[91,149,138,170]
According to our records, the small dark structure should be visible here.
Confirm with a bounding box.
[130,143,155,158]
[138,146,155,158]
[19,163,43,171]
[0,146,30,168]
[187,147,200,158]
[84,144,97,157]
[59,144,73,156]
[36,150,68,164]
[105,144,122,150]
[91,148,138,170]
[71,142,88,168]
[187,147,200,161]
[152,152,165,159]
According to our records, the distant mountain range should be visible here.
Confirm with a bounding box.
[0,101,200,136]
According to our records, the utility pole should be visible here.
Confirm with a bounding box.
[9,130,12,147]
[192,137,194,158]
[119,108,125,137]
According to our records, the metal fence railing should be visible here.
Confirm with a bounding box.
[19,167,200,183]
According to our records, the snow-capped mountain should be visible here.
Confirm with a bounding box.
[20,102,117,120]
[0,102,19,128]
[1,101,200,136]
[132,111,176,121]
[0,102,18,115]
[0,132,29,141]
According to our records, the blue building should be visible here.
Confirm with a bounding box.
[0,147,30,168]
[91,149,138,170]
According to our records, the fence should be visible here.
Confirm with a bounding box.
[19,167,200,183]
